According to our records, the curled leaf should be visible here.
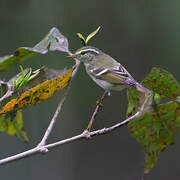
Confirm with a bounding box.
[0,27,69,70]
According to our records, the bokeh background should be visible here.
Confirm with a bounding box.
[0,0,180,179]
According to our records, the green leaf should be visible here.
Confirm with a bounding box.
[153,93,161,104]
[0,27,69,70]
[126,88,141,117]
[0,110,28,142]
[77,26,101,46]
[77,33,86,46]
[143,67,180,99]
[85,26,101,45]
[28,69,40,81]
[12,66,40,90]
[13,68,30,88]
[128,102,180,174]
[126,67,180,174]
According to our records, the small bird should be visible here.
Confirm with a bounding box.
[71,46,142,93]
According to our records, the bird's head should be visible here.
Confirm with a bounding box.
[71,46,101,63]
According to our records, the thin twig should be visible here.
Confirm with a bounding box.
[0,50,153,167]
[38,56,80,147]
[0,82,14,104]
[37,85,71,147]
[87,91,109,130]
[0,53,81,164]
[0,110,141,166]
[89,111,142,136]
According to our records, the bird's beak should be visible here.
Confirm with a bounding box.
[67,54,77,58]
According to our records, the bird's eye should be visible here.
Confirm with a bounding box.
[80,51,86,55]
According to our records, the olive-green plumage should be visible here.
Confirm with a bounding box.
[72,46,137,91]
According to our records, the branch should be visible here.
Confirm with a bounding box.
[0,81,14,104]
[37,85,71,147]
[87,91,109,130]
[0,51,152,166]
[38,56,80,147]
[0,110,141,166]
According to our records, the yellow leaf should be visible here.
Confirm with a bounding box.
[0,110,28,142]
[0,67,74,114]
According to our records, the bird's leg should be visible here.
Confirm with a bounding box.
[87,90,109,131]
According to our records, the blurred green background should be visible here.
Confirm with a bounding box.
[0,0,180,179]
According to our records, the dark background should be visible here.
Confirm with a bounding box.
[0,0,180,179]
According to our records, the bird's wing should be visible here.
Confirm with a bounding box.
[89,64,132,85]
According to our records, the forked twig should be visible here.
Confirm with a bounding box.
[0,82,14,104]
[37,85,71,148]
[37,55,80,148]
[0,48,152,167]
[0,109,141,166]
[87,91,109,130]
